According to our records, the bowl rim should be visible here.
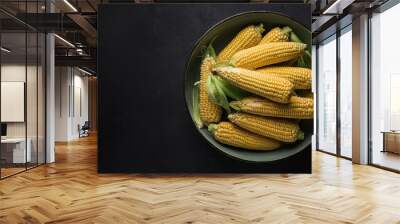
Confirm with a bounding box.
[183,11,312,163]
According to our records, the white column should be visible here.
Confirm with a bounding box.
[46,1,55,163]
[352,14,369,164]
[55,67,74,141]
[312,45,317,150]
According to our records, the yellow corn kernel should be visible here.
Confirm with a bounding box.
[208,122,281,151]
[199,56,222,124]
[230,96,313,119]
[213,66,294,103]
[259,27,289,45]
[228,113,303,143]
[230,42,307,69]
[257,66,311,90]
[217,24,264,63]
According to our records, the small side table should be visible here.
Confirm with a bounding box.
[381,131,400,154]
[1,138,32,164]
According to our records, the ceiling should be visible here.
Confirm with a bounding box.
[0,0,394,72]
[1,32,45,64]
[311,0,389,42]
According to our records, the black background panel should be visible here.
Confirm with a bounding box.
[98,3,311,173]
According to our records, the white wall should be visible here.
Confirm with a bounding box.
[55,66,70,141]
[55,66,89,141]
[71,73,89,138]
[1,65,27,141]
[1,64,40,137]
[1,63,46,164]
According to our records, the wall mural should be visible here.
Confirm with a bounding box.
[98,3,312,173]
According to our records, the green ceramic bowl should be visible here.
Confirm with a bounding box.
[184,11,312,163]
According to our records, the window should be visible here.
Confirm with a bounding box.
[317,35,337,154]
[339,27,352,158]
[370,3,400,171]
[0,2,46,179]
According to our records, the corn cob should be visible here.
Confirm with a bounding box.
[213,66,294,103]
[274,58,298,67]
[230,96,313,119]
[259,27,289,45]
[228,113,304,142]
[217,24,264,63]
[230,42,307,69]
[199,55,222,124]
[256,66,312,90]
[208,122,281,151]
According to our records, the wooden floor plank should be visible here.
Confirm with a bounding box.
[0,135,400,223]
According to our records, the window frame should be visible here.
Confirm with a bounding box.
[315,24,353,161]
[0,1,47,180]
[367,0,400,173]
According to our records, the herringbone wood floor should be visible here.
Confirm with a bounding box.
[1,135,400,224]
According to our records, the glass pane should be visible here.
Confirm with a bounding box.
[339,28,352,158]
[317,36,337,154]
[1,31,27,177]
[371,5,400,171]
[26,0,38,169]
[38,33,45,165]
[27,31,38,169]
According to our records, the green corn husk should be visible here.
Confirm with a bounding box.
[204,42,217,59]
[192,84,203,129]
[289,30,311,68]
[214,76,250,101]
[207,75,231,114]
[281,26,293,35]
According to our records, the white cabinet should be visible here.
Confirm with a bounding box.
[1,138,32,163]
[1,82,25,122]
